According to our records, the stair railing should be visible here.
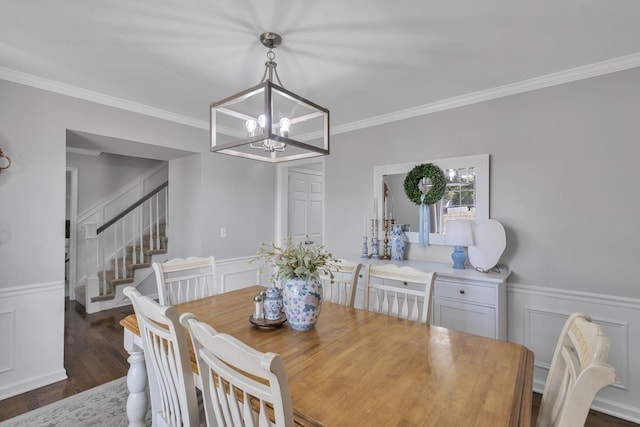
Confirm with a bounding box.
[86,181,168,298]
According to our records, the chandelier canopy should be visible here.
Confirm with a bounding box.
[210,32,330,163]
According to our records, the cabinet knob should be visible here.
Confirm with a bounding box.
[459,289,465,294]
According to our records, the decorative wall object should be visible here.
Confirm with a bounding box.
[468,219,506,272]
[403,163,446,247]
[0,148,11,173]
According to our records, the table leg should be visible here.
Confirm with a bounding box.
[125,350,148,427]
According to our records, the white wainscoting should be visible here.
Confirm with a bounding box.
[0,281,67,400]
[508,283,640,423]
[217,256,267,293]
[0,308,15,374]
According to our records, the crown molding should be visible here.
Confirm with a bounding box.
[2,52,639,136]
[0,66,209,130]
[331,52,640,136]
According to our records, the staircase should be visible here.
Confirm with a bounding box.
[91,223,168,302]
[79,180,169,313]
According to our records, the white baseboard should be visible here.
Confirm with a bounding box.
[0,369,68,401]
[508,283,640,424]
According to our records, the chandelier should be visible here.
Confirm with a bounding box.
[210,32,330,163]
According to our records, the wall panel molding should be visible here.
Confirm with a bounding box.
[217,256,262,294]
[523,307,629,390]
[0,281,66,400]
[0,309,15,374]
[508,283,640,423]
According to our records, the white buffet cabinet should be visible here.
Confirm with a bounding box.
[351,258,511,340]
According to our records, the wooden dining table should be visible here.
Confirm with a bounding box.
[121,285,533,427]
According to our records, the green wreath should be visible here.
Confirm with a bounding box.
[403,163,446,205]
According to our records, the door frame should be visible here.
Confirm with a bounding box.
[275,158,326,247]
[66,167,79,300]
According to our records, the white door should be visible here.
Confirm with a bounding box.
[288,171,324,246]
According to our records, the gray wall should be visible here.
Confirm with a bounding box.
[67,151,164,214]
[167,152,275,260]
[0,78,276,393]
[325,67,640,299]
[0,78,276,289]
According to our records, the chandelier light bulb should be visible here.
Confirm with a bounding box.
[246,119,257,137]
[279,117,291,137]
[258,114,266,132]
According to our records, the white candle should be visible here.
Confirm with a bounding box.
[373,198,378,219]
[363,215,367,237]
[390,196,394,220]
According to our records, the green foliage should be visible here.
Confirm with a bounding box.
[254,236,338,283]
[403,163,447,206]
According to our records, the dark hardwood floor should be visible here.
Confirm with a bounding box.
[531,392,638,426]
[0,298,637,425]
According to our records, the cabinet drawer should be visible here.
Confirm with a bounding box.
[434,280,495,306]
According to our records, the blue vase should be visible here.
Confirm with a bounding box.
[283,275,323,331]
[390,225,407,261]
[263,284,283,320]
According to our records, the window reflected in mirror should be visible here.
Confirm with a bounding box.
[443,166,476,223]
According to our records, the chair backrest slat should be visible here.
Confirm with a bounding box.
[123,287,200,426]
[319,260,362,307]
[153,256,217,306]
[363,264,436,324]
[181,313,295,427]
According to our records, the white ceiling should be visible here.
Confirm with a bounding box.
[2,0,640,135]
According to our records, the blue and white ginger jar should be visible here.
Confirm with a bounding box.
[263,284,284,320]
[283,275,323,331]
[390,225,407,261]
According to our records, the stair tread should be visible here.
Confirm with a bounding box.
[91,293,116,302]
[85,223,168,308]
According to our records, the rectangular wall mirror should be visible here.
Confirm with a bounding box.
[373,154,489,245]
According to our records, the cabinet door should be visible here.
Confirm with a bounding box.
[433,297,496,338]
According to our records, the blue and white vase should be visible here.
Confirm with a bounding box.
[390,225,407,261]
[283,275,323,331]
[263,284,283,320]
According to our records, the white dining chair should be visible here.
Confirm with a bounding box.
[319,260,363,307]
[153,256,217,306]
[122,287,201,427]
[363,263,436,323]
[536,312,616,427]
[180,313,295,427]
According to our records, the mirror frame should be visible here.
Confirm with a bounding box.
[373,154,489,245]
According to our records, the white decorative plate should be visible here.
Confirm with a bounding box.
[468,219,506,271]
